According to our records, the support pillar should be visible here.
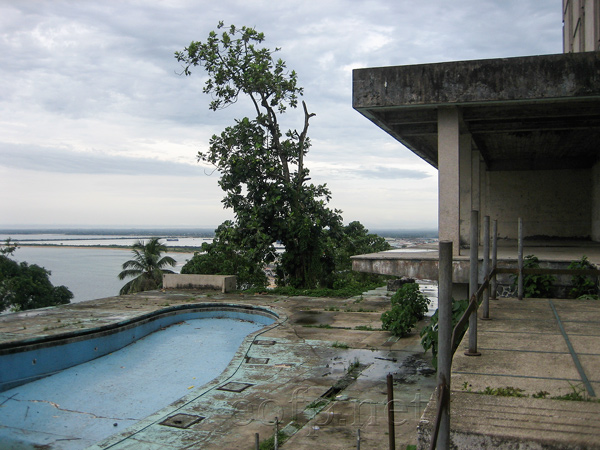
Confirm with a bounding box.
[438,107,461,255]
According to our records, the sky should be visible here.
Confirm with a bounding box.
[0,0,562,230]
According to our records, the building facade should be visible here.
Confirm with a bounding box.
[563,0,600,52]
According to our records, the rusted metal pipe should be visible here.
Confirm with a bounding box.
[436,241,452,449]
[387,373,395,450]
[466,210,481,356]
[491,220,498,300]
[518,218,524,300]
[482,216,490,319]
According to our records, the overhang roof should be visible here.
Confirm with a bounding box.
[353,52,600,171]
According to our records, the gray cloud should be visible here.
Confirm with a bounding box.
[0,143,210,177]
[348,166,432,180]
[0,0,562,227]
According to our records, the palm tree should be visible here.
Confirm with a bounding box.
[118,238,177,295]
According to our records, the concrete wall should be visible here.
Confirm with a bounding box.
[162,274,237,293]
[482,169,592,239]
[563,0,600,52]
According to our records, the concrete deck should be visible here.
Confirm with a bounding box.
[4,290,600,449]
[419,297,600,449]
[0,288,437,450]
[352,239,600,286]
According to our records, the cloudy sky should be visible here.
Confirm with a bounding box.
[0,0,561,230]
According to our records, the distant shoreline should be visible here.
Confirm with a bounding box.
[15,244,201,253]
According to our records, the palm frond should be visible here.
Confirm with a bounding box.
[118,237,175,294]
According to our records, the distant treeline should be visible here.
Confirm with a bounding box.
[370,229,438,239]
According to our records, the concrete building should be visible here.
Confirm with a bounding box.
[563,0,600,52]
[352,3,600,295]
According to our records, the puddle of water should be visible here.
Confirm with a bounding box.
[0,318,266,450]
[322,348,435,384]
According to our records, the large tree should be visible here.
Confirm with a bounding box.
[0,240,73,312]
[118,238,177,295]
[176,23,342,288]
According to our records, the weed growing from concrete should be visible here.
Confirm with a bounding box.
[306,398,328,409]
[481,386,527,397]
[533,390,550,399]
[552,383,594,401]
[332,341,349,349]
[512,254,555,298]
[465,383,599,402]
[348,357,360,373]
[257,430,287,450]
[568,255,599,299]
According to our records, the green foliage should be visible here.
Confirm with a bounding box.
[567,255,598,299]
[470,383,599,402]
[331,221,391,275]
[512,254,556,298]
[552,383,592,401]
[420,299,469,370]
[118,238,176,295]
[0,240,73,312]
[177,24,391,290]
[243,277,387,298]
[257,430,287,450]
[332,341,349,349]
[325,221,392,290]
[391,283,431,320]
[0,238,18,256]
[381,283,432,337]
[181,221,268,289]
[481,386,527,397]
[176,22,342,289]
[532,390,550,399]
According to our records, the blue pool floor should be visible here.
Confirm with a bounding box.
[0,318,265,450]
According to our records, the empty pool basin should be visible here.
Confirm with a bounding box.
[0,303,277,450]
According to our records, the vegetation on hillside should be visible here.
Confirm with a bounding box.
[0,239,73,312]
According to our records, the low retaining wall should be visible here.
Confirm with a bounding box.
[162,274,237,293]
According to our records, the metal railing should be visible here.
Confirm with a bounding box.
[429,213,600,450]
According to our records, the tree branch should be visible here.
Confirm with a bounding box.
[297,100,315,185]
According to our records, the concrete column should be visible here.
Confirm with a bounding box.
[459,134,472,247]
[438,107,461,255]
[471,149,481,217]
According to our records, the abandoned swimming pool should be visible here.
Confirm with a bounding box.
[0,304,277,450]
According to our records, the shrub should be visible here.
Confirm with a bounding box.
[568,256,598,299]
[381,283,431,337]
[512,254,555,298]
[420,299,469,370]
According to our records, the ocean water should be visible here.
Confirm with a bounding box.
[5,244,195,303]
